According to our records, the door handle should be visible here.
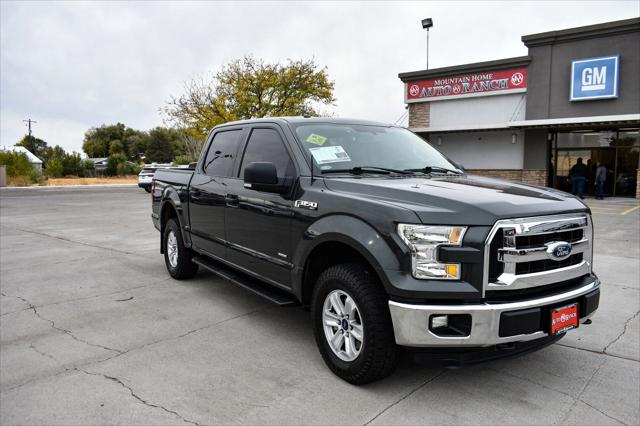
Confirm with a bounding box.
[225,193,239,207]
[190,188,202,201]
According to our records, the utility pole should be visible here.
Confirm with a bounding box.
[22,118,37,150]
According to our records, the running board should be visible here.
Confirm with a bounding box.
[192,256,299,307]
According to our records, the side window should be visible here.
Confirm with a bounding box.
[203,130,243,177]
[239,128,295,178]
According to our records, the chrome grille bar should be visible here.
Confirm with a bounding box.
[483,213,593,294]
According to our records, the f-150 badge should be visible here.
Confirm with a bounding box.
[294,200,318,210]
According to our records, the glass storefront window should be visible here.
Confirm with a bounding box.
[556,131,616,148]
[552,129,639,197]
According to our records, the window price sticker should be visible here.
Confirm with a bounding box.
[310,146,351,164]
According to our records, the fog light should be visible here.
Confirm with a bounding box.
[430,315,449,329]
[429,314,472,337]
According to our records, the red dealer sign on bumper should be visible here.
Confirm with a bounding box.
[406,68,527,102]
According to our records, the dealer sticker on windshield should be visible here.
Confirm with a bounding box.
[306,133,328,145]
[310,146,351,164]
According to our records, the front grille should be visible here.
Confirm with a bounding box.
[488,228,504,282]
[516,229,583,249]
[485,214,592,295]
[515,253,583,275]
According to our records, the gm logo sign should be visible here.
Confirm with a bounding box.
[570,56,619,101]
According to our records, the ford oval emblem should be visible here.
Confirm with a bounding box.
[546,242,572,261]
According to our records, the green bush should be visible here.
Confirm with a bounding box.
[62,153,83,176]
[107,153,127,176]
[46,158,64,178]
[28,168,46,185]
[81,159,95,170]
[173,155,192,165]
[0,151,33,177]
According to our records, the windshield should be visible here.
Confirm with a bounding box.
[292,123,458,174]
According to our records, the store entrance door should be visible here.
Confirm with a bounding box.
[555,149,591,195]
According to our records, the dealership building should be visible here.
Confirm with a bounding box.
[399,18,640,198]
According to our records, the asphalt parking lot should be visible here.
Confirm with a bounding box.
[1,186,638,425]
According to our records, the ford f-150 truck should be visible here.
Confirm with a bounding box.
[151,117,599,384]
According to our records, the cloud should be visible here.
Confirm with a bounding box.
[1,1,638,153]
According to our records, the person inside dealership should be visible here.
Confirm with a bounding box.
[595,162,608,200]
[570,158,588,199]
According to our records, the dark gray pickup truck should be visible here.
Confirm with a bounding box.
[152,117,599,384]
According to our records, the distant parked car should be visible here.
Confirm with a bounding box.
[138,167,159,192]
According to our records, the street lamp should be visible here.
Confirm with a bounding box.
[421,18,433,69]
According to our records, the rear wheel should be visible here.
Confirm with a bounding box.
[312,263,398,384]
[163,218,198,279]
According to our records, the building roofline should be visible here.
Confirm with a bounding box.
[522,17,640,47]
[398,56,531,82]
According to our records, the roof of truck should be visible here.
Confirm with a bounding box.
[215,116,393,128]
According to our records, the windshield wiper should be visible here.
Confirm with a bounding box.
[321,166,412,175]
[404,166,463,175]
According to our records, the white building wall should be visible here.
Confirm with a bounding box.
[430,130,525,169]
[429,93,526,129]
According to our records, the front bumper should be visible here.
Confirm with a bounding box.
[389,276,599,347]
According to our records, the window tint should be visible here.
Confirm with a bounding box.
[240,128,295,178]
[203,130,243,177]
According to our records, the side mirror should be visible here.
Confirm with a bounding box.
[244,162,289,193]
[188,162,198,170]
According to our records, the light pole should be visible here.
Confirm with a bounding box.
[421,18,433,69]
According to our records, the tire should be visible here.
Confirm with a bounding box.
[311,263,398,384]
[163,218,198,280]
[144,187,151,193]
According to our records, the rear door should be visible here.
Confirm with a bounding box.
[224,125,297,288]
[188,127,246,258]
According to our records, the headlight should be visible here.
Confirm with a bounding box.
[397,224,467,280]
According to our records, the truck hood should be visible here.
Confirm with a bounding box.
[322,174,589,225]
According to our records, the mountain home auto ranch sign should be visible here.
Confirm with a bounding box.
[406,68,527,102]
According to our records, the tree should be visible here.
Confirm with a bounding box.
[145,127,181,163]
[16,135,48,159]
[109,140,124,155]
[82,123,146,161]
[163,56,335,140]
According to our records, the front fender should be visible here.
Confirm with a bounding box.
[291,215,403,297]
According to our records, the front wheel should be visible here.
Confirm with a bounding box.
[163,218,198,279]
[312,263,398,384]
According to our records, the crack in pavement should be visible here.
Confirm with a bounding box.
[0,280,168,316]
[77,369,201,426]
[603,310,640,354]
[490,365,625,425]
[29,343,58,363]
[555,358,627,425]
[0,307,262,395]
[556,343,639,363]
[4,226,134,255]
[363,370,446,425]
[1,292,123,355]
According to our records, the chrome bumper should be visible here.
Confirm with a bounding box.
[388,278,599,347]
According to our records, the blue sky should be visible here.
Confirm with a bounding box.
[1,1,638,153]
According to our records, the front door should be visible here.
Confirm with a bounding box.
[188,127,245,259]
[224,126,297,288]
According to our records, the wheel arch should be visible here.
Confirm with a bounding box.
[294,215,401,304]
[158,190,192,252]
